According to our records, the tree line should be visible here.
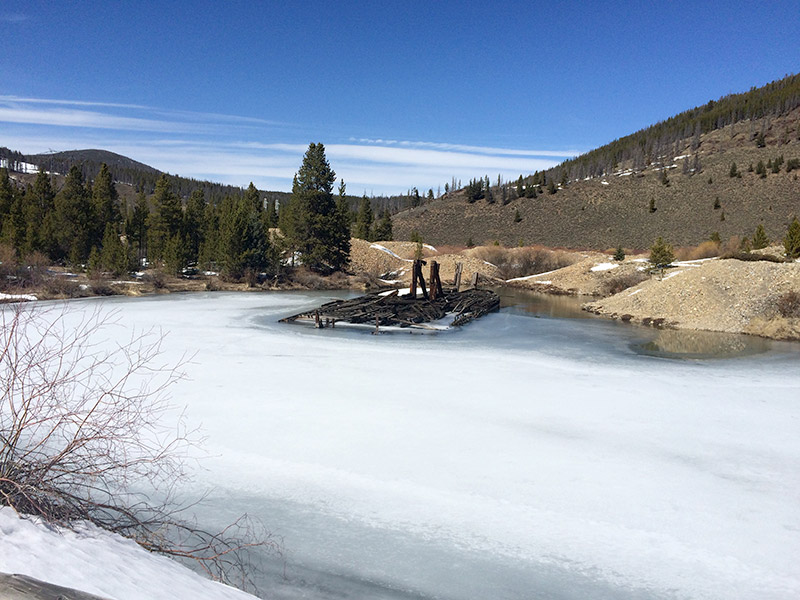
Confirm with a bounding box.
[0,143,392,281]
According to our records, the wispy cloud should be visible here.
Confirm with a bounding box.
[1,96,573,195]
[0,13,28,23]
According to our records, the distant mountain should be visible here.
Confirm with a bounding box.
[394,74,800,250]
[26,149,160,176]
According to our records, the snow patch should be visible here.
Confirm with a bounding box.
[601,180,609,185]
[590,263,619,272]
[370,244,412,262]
[0,292,38,302]
[0,508,255,600]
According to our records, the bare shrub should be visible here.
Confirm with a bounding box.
[0,304,276,592]
[602,272,649,296]
[143,269,167,289]
[467,245,575,279]
[0,244,19,291]
[674,240,721,261]
[777,291,800,317]
[42,276,86,298]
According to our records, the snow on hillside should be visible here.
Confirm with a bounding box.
[0,508,256,600]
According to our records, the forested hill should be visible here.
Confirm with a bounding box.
[546,73,800,183]
[393,73,800,250]
[0,147,269,203]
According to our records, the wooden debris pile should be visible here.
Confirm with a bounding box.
[280,260,500,330]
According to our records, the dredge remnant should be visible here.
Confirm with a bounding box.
[280,260,500,330]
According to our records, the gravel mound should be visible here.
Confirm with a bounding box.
[347,239,501,284]
[583,258,800,339]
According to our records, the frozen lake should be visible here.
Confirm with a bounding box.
[54,292,800,599]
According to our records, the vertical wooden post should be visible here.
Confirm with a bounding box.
[429,261,443,300]
[416,260,429,300]
[314,310,322,328]
[453,262,463,291]
[470,272,479,289]
[410,259,419,298]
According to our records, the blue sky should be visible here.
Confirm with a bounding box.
[1,1,798,195]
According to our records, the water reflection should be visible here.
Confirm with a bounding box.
[496,287,776,360]
[496,287,593,319]
[634,328,772,359]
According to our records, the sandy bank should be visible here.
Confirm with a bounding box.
[583,258,800,340]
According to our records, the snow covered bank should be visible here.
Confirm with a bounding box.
[0,508,256,600]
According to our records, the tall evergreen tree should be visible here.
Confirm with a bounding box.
[126,192,149,269]
[24,171,57,257]
[244,182,261,213]
[752,224,769,250]
[354,195,374,240]
[372,209,393,241]
[183,189,206,264]
[54,166,94,264]
[285,143,349,272]
[217,195,273,280]
[0,169,16,244]
[91,163,120,245]
[784,217,800,259]
[146,175,183,263]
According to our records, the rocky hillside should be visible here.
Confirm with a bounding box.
[395,105,800,251]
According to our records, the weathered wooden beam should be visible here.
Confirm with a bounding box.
[453,262,463,291]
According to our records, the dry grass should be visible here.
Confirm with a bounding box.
[777,291,800,317]
[674,240,722,261]
[466,245,576,279]
[602,272,649,296]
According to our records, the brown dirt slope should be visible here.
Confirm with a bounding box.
[394,110,800,250]
[583,258,800,340]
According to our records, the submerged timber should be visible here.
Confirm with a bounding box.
[280,260,500,330]
[280,287,500,330]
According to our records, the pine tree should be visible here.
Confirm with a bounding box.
[649,237,674,268]
[373,209,393,241]
[729,162,739,178]
[614,246,625,261]
[91,163,120,246]
[513,209,522,223]
[784,217,800,259]
[244,182,261,213]
[147,175,183,263]
[354,195,373,240]
[99,222,128,277]
[285,143,349,272]
[54,166,94,264]
[25,171,57,257]
[217,195,275,281]
[752,224,769,250]
[126,192,149,269]
[183,189,206,264]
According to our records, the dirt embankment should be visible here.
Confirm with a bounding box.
[504,252,649,296]
[348,239,502,284]
[583,258,800,341]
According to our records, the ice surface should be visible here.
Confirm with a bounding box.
[5,292,800,600]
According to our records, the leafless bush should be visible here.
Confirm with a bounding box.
[674,240,721,261]
[777,291,800,317]
[0,304,277,593]
[143,269,167,289]
[602,272,649,296]
[467,245,575,279]
[42,276,86,298]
